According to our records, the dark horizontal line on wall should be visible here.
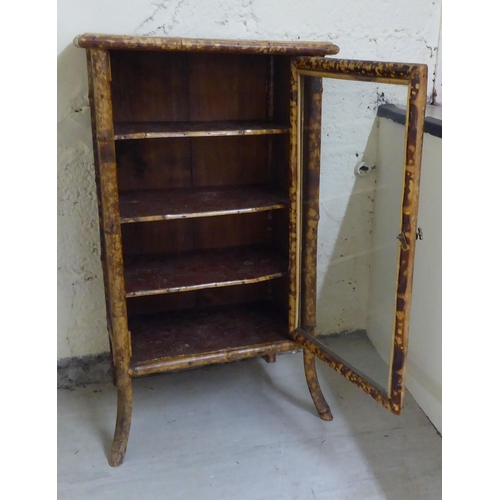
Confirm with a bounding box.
[377,103,442,138]
[57,353,113,389]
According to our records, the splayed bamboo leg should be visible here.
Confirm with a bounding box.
[304,350,333,421]
[109,381,133,467]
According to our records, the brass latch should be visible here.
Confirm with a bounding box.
[397,233,409,250]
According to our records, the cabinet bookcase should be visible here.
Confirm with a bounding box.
[77,34,427,466]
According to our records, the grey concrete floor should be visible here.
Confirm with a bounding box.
[58,352,441,499]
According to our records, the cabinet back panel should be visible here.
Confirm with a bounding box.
[121,219,195,256]
[188,53,267,121]
[115,138,192,191]
[191,136,268,187]
[273,56,292,125]
[110,51,190,122]
[126,292,196,316]
[126,282,277,317]
[121,211,280,256]
[110,51,268,123]
[193,212,268,250]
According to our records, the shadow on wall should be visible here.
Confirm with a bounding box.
[315,109,407,391]
[316,117,379,337]
[58,44,109,359]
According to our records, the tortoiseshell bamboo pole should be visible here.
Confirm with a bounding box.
[288,59,300,335]
[301,77,333,420]
[304,350,332,419]
[390,63,428,413]
[76,34,340,56]
[87,48,133,466]
[289,63,333,420]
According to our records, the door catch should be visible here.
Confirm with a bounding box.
[397,233,409,250]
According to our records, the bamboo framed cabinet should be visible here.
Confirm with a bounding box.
[76,34,427,466]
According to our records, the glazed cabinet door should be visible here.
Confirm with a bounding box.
[288,58,427,414]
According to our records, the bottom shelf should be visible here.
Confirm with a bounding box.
[128,302,297,376]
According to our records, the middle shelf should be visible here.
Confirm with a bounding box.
[119,185,287,223]
[124,245,288,297]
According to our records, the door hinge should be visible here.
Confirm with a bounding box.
[416,227,423,240]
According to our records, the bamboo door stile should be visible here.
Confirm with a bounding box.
[87,48,131,386]
[300,77,323,332]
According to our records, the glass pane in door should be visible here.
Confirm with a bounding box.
[302,76,409,394]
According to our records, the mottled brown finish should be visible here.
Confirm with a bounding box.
[287,61,300,334]
[303,350,333,420]
[301,77,323,330]
[123,245,287,297]
[76,33,340,55]
[292,329,394,412]
[109,384,132,467]
[119,186,287,223]
[298,78,333,421]
[390,63,428,413]
[113,120,290,140]
[86,48,132,467]
[293,57,423,85]
[291,58,428,416]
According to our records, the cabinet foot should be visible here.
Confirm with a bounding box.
[263,353,276,363]
[304,350,333,421]
[109,383,133,467]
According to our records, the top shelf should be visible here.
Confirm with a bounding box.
[113,120,290,140]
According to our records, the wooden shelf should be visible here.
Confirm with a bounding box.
[124,245,287,297]
[128,302,296,376]
[119,185,287,223]
[113,120,290,140]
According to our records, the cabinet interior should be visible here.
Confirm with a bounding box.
[108,50,295,371]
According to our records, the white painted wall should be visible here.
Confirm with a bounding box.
[57,1,442,360]
[407,127,442,432]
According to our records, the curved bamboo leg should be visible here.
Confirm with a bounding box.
[109,381,133,467]
[304,350,333,421]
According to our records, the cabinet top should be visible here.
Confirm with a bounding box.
[74,33,340,56]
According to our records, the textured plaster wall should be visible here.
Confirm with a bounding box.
[57,0,442,359]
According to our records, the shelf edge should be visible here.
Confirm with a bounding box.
[129,340,299,376]
[120,203,287,224]
[125,271,287,297]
